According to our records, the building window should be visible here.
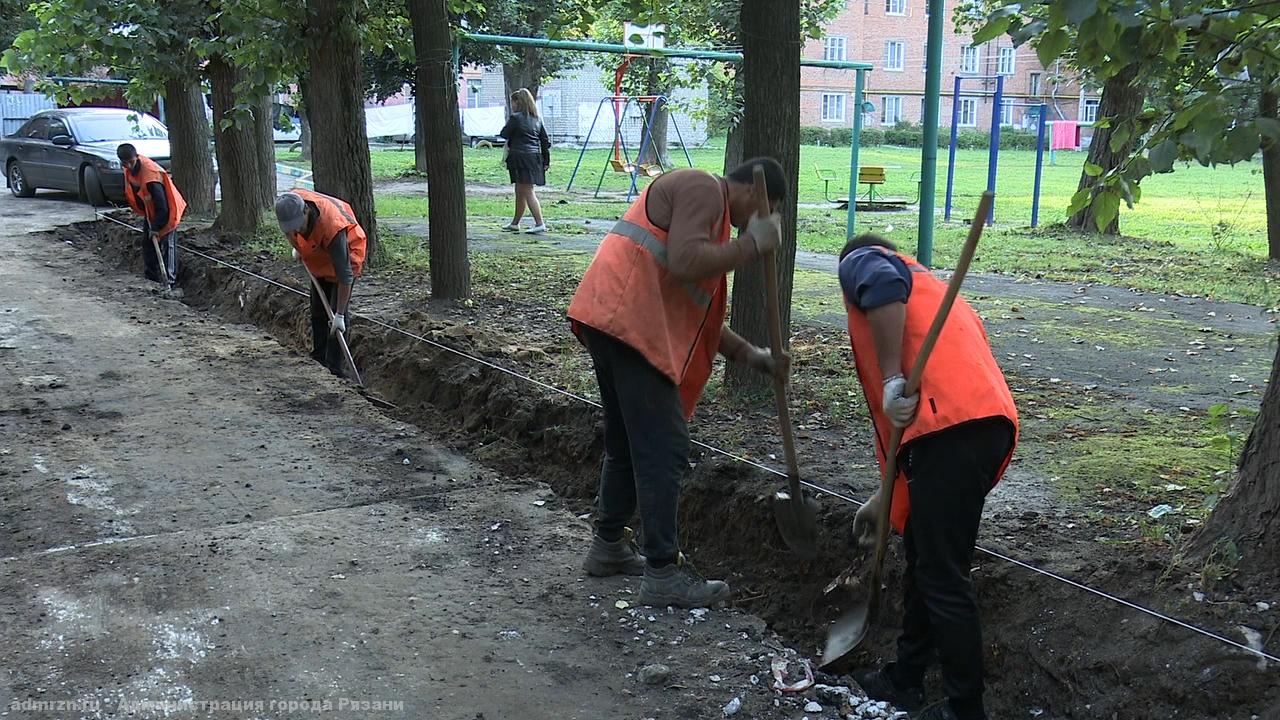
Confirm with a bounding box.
[1000,99,1014,126]
[997,47,1015,76]
[883,96,904,125]
[958,97,978,127]
[886,0,906,15]
[824,36,848,62]
[960,45,979,74]
[885,40,905,71]
[865,0,870,14]
[821,93,847,123]
[466,79,482,109]
[1029,72,1042,96]
[1081,98,1100,123]
[922,41,942,73]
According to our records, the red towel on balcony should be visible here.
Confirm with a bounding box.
[1051,121,1080,150]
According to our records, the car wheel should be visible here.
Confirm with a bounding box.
[82,165,107,207]
[8,162,35,198]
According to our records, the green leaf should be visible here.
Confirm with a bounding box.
[1036,28,1069,66]
[1083,162,1104,177]
[1108,124,1132,154]
[1124,155,1152,183]
[1091,190,1122,231]
[972,16,1014,45]
[1064,0,1097,25]
[1225,124,1259,161]
[1172,13,1204,28]
[1149,139,1178,172]
[1067,187,1092,215]
[1010,19,1046,46]
[1093,117,1112,129]
[1258,118,1280,143]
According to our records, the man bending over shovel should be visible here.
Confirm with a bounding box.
[840,234,1018,720]
[118,143,186,293]
[274,190,367,378]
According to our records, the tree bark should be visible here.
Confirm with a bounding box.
[722,121,744,175]
[163,75,216,217]
[639,59,670,167]
[1192,342,1280,579]
[411,0,470,299]
[253,93,278,210]
[725,0,800,396]
[414,107,428,174]
[300,105,313,162]
[1067,64,1143,234]
[502,55,543,104]
[207,55,269,233]
[305,0,378,261]
[1260,83,1280,261]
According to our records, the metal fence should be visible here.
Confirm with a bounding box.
[1,91,57,136]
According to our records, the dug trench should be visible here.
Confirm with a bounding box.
[67,217,1277,719]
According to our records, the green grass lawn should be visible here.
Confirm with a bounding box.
[282,143,1278,307]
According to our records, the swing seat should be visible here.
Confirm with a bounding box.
[637,163,663,177]
[610,159,634,173]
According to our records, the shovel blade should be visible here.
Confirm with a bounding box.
[820,601,872,668]
[772,489,820,559]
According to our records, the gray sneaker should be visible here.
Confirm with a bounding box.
[582,528,646,577]
[639,555,732,608]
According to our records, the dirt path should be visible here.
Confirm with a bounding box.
[0,199,876,719]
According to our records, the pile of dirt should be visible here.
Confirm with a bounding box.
[74,217,1278,719]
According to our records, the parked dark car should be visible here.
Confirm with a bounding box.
[1,107,171,206]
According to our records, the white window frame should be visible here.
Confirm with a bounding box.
[883,96,903,125]
[997,47,1015,76]
[466,79,482,109]
[1000,99,1014,126]
[884,40,905,71]
[1029,72,1042,96]
[821,93,847,123]
[824,36,848,62]
[1081,98,1100,123]
[960,45,980,74]
[886,0,906,15]
[958,97,978,127]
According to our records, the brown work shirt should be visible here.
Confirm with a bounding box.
[643,168,739,282]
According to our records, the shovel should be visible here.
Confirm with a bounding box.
[150,232,183,298]
[753,165,820,559]
[819,190,994,668]
[298,260,396,410]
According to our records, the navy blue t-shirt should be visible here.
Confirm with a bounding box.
[838,246,913,310]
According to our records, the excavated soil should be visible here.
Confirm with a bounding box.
[70,215,1280,719]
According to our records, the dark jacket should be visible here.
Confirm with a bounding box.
[501,111,551,167]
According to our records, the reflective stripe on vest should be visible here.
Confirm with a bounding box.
[608,218,714,309]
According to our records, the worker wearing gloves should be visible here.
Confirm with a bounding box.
[118,143,186,286]
[839,234,1018,720]
[567,158,790,609]
[274,190,368,378]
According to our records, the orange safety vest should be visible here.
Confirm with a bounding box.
[567,176,731,420]
[845,250,1019,532]
[123,155,186,236]
[287,189,368,281]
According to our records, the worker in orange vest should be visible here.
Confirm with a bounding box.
[274,190,368,378]
[567,157,789,609]
[118,143,186,286]
[839,234,1018,720]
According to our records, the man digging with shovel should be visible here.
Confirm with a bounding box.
[567,158,789,609]
[274,190,367,379]
[839,233,1018,720]
[118,143,186,296]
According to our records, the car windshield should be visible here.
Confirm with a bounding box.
[69,114,168,143]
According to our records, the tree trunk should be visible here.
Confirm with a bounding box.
[207,55,269,233]
[1067,64,1143,234]
[639,59,670,166]
[1260,83,1280,261]
[411,0,470,299]
[253,93,278,210]
[725,0,800,396]
[163,76,215,217]
[722,121,744,175]
[305,0,378,261]
[1191,342,1280,579]
[502,55,543,104]
[300,106,313,162]
[414,106,428,174]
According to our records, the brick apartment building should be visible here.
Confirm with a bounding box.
[802,0,1100,134]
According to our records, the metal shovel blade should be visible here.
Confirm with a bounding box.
[772,484,820,559]
[820,601,872,668]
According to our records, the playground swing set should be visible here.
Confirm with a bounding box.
[565,54,695,201]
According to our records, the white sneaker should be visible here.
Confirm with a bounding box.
[502,222,521,231]
[526,224,548,234]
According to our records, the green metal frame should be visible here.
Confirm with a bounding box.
[461,33,872,240]
[917,0,945,266]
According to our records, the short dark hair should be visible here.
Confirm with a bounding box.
[116,143,137,160]
[727,157,788,203]
[838,233,897,262]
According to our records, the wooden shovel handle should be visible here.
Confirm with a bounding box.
[300,260,364,387]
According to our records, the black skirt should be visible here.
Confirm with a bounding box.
[507,151,546,186]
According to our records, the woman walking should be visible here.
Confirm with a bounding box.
[500,88,552,234]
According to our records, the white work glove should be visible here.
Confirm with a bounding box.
[745,211,781,257]
[292,247,301,261]
[852,492,882,551]
[329,313,346,336]
[881,374,919,428]
[744,345,791,384]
